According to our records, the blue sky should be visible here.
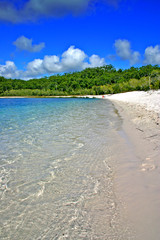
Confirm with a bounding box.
[0,0,160,79]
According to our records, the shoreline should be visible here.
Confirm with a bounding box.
[1,91,160,239]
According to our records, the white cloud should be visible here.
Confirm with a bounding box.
[0,46,106,79]
[25,59,44,77]
[131,51,140,65]
[115,39,131,60]
[114,39,140,65]
[25,0,89,17]
[0,61,19,79]
[0,0,87,23]
[144,45,160,65]
[0,0,120,23]
[13,36,45,52]
[61,46,87,71]
[89,54,105,67]
[43,55,61,73]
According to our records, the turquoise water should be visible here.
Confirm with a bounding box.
[0,98,132,239]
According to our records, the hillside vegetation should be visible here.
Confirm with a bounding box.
[0,64,160,96]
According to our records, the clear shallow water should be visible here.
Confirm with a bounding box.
[0,98,133,239]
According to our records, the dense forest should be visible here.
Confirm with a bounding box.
[0,64,160,96]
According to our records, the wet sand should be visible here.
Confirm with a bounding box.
[111,98,160,240]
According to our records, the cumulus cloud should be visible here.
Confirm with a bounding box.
[0,61,19,79]
[61,46,87,71]
[13,36,45,52]
[26,59,44,77]
[0,0,120,23]
[114,39,140,65]
[144,45,160,65]
[43,55,61,72]
[88,54,106,67]
[0,46,106,79]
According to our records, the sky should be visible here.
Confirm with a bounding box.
[0,0,160,80]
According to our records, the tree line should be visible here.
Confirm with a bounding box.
[0,64,160,96]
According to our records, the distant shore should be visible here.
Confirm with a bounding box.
[0,96,73,98]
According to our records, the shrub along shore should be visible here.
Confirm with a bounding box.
[0,64,160,97]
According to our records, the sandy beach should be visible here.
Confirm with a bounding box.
[104,90,160,240]
[104,90,160,164]
[104,90,160,153]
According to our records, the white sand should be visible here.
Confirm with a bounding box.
[104,90,160,115]
[103,90,160,150]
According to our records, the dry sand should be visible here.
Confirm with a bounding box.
[104,90,160,168]
[104,90,160,155]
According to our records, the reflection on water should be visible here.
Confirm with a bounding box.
[0,98,133,239]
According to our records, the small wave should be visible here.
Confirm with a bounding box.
[64,142,84,161]
[36,171,56,197]
[36,183,45,197]
[0,167,11,199]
